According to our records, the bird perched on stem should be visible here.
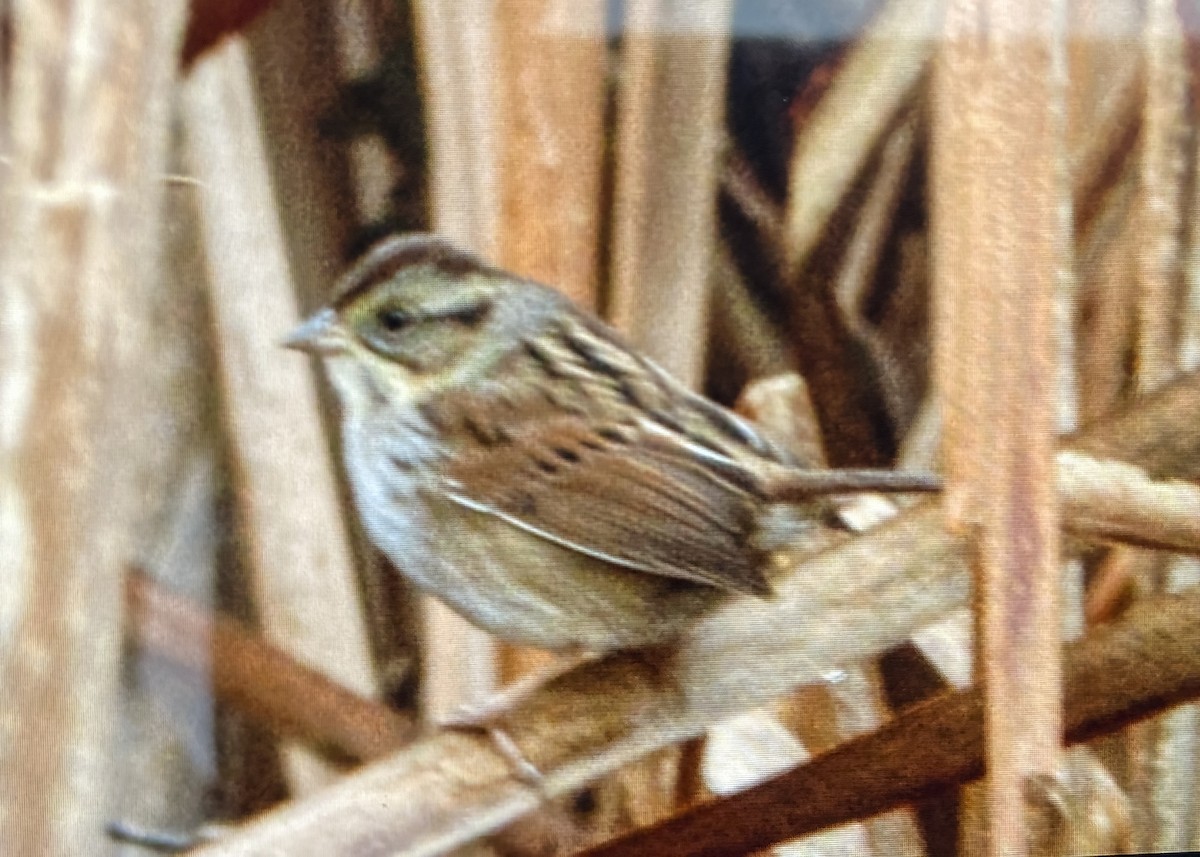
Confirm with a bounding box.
[286,234,938,653]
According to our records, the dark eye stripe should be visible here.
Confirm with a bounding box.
[443,300,491,326]
[374,298,489,335]
[377,308,411,331]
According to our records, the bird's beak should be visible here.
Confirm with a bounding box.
[283,308,346,356]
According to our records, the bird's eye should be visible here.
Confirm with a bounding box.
[376,307,411,332]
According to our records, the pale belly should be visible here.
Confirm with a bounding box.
[340,410,720,650]
[362,488,718,651]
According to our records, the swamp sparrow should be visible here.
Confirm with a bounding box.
[286,234,936,652]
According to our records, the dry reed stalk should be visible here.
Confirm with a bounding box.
[410,0,501,719]
[1068,2,1142,237]
[932,3,1070,853]
[491,0,607,687]
[707,238,794,395]
[246,0,421,702]
[1134,0,1189,396]
[412,1,500,259]
[1124,3,1193,848]
[126,571,414,762]
[779,266,893,466]
[783,0,944,277]
[606,3,736,821]
[608,0,734,388]
[1058,452,1200,555]
[780,1,943,469]
[1076,162,1140,422]
[833,113,918,327]
[834,112,922,432]
[182,38,380,793]
[721,147,785,258]
[1186,74,1200,375]
[0,1,188,853]
[1170,58,1200,850]
[187,371,1200,857]
[1068,6,1142,426]
[114,447,221,838]
[493,0,606,310]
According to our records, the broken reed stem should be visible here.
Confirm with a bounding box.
[190,372,1200,857]
[580,584,1200,857]
[125,571,414,763]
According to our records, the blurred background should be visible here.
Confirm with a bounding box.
[2,0,1199,854]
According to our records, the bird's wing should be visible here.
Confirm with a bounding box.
[434,400,773,597]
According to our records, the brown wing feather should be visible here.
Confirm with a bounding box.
[437,407,773,597]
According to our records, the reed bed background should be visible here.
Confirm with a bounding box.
[2,1,1199,855]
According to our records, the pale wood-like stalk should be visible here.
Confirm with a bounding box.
[1126,3,1193,848]
[1058,452,1200,556]
[1068,4,1141,424]
[737,376,921,857]
[607,0,737,821]
[1134,0,1188,394]
[493,0,606,310]
[1076,163,1139,423]
[608,0,734,388]
[0,1,187,852]
[834,113,922,430]
[1067,1,1141,237]
[932,3,1069,854]
[410,0,502,718]
[491,0,607,687]
[182,39,380,793]
[245,0,420,700]
[584,587,1196,857]
[411,2,500,260]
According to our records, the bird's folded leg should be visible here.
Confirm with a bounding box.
[439,648,598,785]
